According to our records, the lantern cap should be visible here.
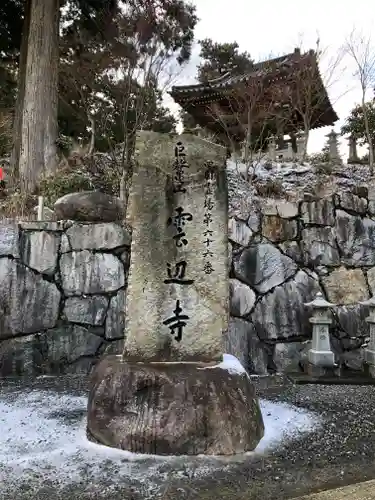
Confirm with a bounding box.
[304,291,335,308]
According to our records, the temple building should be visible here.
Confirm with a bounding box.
[170,48,339,160]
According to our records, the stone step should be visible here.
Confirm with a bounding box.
[288,371,375,385]
[295,479,375,499]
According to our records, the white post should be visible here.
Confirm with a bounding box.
[37,196,44,221]
[267,136,276,161]
[304,292,335,367]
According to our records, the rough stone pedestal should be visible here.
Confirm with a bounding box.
[364,363,375,378]
[87,355,265,455]
[303,360,341,378]
[360,297,375,378]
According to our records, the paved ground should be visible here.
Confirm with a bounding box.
[1,374,375,499]
[297,479,375,499]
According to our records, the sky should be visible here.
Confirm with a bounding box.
[166,0,375,158]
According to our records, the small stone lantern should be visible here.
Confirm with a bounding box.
[360,297,375,377]
[296,132,306,160]
[267,136,276,161]
[326,129,341,163]
[304,291,335,367]
[347,134,359,163]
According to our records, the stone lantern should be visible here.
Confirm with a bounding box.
[304,291,335,367]
[347,134,359,164]
[296,132,306,161]
[360,297,375,377]
[326,129,341,163]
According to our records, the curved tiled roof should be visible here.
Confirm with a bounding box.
[171,50,305,94]
[170,49,338,134]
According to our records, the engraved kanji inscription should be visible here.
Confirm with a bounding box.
[203,261,214,274]
[163,300,189,341]
[167,207,193,247]
[164,261,194,285]
[173,141,189,193]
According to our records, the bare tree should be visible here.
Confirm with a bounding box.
[204,67,290,179]
[114,45,183,203]
[344,29,375,169]
[58,53,103,160]
[286,40,345,159]
[59,11,186,203]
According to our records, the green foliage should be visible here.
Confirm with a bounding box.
[0,189,37,218]
[57,0,196,150]
[38,154,121,206]
[56,134,75,156]
[197,39,253,82]
[0,0,197,158]
[255,178,285,198]
[0,111,12,156]
[341,101,375,146]
[308,142,330,165]
[180,38,254,131]
[314,162,333,175]
[0,63,16,156]
[179,108,196,131]
[0,0,23,57]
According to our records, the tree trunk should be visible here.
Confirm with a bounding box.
[362,94,374,171]
[19,0,60,192]
[10,0,31,180]
[120,144,133,212]
[87,115,95,157]
[302,119,310,160]
[243,107,252,181]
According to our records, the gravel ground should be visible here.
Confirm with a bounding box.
[1,374,375,500]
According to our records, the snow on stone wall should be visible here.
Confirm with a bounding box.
[225,159,375,374]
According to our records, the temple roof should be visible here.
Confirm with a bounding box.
[170,49,339,138]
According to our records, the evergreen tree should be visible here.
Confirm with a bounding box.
[341,101,375,147]
[0,0,197,190]
[179,108,197,131]
[197,39,253,82]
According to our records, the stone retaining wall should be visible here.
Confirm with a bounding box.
[1,184,374,377]
[226,190,374,374]
[0,221,130,376]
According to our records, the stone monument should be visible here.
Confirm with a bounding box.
[87,131,264,455]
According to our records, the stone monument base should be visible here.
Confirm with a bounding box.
[364,363,375,378]
[302,360,341,378]
[86,355,264,455]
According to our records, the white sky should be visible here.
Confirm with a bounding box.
[167,0,375,158]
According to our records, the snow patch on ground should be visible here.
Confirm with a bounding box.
[0,387,321,496]
[206,353,247,375]
[256,400,321,453]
